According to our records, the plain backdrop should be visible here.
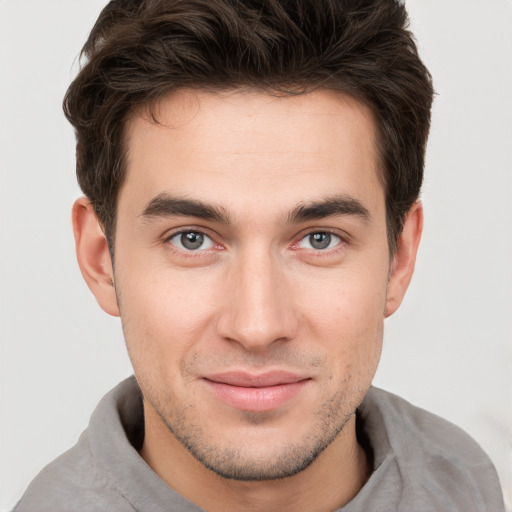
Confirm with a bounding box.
[1,1,511,510]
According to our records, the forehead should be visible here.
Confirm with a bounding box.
[120,88,383,220]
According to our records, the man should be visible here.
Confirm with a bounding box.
[14,0,505,510]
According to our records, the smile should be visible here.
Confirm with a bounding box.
[202,371,311,412]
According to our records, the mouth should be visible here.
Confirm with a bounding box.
[202,371,311,412]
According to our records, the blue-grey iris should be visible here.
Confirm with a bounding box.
[181,232,204,250]
[310,232,331,250]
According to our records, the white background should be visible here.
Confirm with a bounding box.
[1,1,511,510]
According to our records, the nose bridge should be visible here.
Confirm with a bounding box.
[216,244,297,351]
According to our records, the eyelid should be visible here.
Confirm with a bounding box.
[162,226,224,252]
[170,231,214,251]
[290,228,348,251]
[160,225,349,254]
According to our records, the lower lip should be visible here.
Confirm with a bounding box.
[203,379,310,412]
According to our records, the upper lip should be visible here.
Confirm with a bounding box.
[203,371,309,388]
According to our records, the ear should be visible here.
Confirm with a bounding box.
[385,201,423,318]
[72,197,120,317]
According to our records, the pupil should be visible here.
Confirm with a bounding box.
[181,232,203,250]
[310,232,331,250]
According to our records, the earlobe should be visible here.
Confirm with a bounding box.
[385,201,423,318]
[72,197,120,317]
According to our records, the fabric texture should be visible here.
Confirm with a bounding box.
[14,376,505,512]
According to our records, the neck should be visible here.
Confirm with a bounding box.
[141,402,369,512]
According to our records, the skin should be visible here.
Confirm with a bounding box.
[73,89,422,512]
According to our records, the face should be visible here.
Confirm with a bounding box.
[113,89,391,480]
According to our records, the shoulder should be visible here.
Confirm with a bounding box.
[356,387,505,511]
[363,387,494,465]
[13,378,143,512]
[13,431,134,512]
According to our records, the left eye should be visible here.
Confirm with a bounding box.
[168,231,215,251]
[297,232,342,250]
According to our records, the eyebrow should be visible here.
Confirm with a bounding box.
[140,193,231,223]
[287,195,370,223]
[139,193,370,225]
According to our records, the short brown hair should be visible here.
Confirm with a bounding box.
[64,0,434,254]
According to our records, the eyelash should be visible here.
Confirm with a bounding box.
[291,229,346,255]
[163,228,221,255]
[162,227,347,257]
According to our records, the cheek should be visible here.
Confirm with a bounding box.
[116,268,218,379]
[300,266,388,333]
[298,269,386,377]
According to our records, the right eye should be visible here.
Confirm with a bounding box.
[167,231,215,251]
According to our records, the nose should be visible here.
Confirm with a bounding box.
[215,249,299,352]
